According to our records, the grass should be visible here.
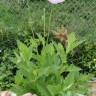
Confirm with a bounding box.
[0,0,96,43]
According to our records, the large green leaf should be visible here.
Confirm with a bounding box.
[66,32,84,54]
[17,40,32,61]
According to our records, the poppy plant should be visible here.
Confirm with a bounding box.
[48,0,65,4]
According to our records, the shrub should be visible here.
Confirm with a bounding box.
[68,42,96,75]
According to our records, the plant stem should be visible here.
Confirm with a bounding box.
[43,8,46,37]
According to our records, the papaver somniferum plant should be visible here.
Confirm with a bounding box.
[11,32,91,96]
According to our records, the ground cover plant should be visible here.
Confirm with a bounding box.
[68,42,96,74]
[0,49,16,90]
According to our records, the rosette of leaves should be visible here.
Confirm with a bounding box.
[11,32,91,96]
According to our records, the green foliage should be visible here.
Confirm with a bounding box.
[68,42,96,75]
[0,49,16,90]
[0,0,96,51]
[0,0,95,93]
[11,33,91,96]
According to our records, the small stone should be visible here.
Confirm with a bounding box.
[32,94,37,96]
[0,91,16,96]
[22,93,33,96]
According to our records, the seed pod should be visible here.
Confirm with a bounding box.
[53,27,68,48]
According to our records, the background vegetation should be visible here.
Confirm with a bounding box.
[0,0,96,94]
